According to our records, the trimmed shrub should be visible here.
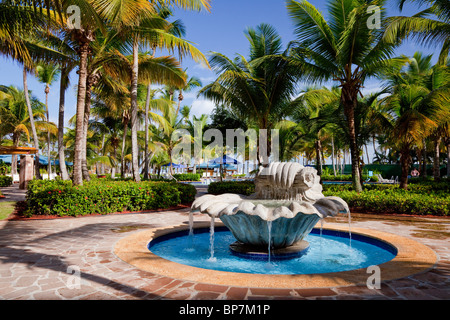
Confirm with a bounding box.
[323,183,450,216]
[0,176,13,187]
[206,180,449,216]
[208,181,255,196]
[172,173,201,181]
[25,179,196,217]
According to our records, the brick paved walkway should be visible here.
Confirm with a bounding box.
[0,205,449,300]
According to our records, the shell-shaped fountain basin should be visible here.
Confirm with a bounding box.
[221,209,319,248]
[191,194,349,249]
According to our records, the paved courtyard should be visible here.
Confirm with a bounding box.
[0,184,449,300]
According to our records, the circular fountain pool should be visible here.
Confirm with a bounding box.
[148,226,397,275]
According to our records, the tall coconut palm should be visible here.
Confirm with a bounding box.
[151,105,182,176]
[286,0,407,192]
[113,10,210,182]
[291,87,341,176]
[0,85,49,175]
[384,0,450,64]
[381,54,449,189]
[199,23,304,165]
[394,51,450,181]
[5,0,211,184]
[0,2,68,180]
[35,62,60,178]
[176,74,202,115]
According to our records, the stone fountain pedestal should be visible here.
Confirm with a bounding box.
[229,240,310,260]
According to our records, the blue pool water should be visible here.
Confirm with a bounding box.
[148,227,397,275]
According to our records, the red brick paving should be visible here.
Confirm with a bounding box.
[0,208,449,300]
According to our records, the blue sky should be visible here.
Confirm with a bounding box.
[0,0,441,126]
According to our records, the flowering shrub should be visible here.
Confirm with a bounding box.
[25,179,196,217]
[0,176,12,187]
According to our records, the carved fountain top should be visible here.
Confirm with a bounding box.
[254,162,323,202]
[191,162,349,221]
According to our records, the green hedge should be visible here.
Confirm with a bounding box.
[208,181,255,196]
[0,176,12,187]
[206,180,449,216]
[172,173,201,181]
[323,183,450,216]
[321,174,378,182]
[25,179,196,217]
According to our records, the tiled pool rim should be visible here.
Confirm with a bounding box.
[114,222,438,289]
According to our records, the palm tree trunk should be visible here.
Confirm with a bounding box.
[422,138,427,177]
[176,90,183,115]
[130,37,141,182]
[81,73,97,182]
[121,119,129,179]
[81,98,91,181]
[446,140,450,178]
[341,87,363,192]
[365,144,370,165]
[23,67,41,180]
[331,135,336,176]
[58,69,69,180]
[45,87,52,179]
[73,35,92,186]
[11,135,19,175]
[433,135,441,181]
[111,145,118,179]
[400,147,411,190]
[315,139,322,176]
[143,84,151,180]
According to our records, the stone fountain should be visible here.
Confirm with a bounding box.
[191,162,350,259]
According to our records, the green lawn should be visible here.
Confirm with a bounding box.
[0,201,15,220]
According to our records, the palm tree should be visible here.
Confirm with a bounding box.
[151,105,182,175]
[35,62,60,178]
[381,54,449,189]
[116,12,210,182]
[4,0,212,185]
[384,0,450,64]
[186,113,209,174]
[0,85,49,175]
[291,87,340,176]
[57,62,76,180]
[286,0,407,192]
[0,2,68,180]
[176,74,202,115]
[200,23,304,165]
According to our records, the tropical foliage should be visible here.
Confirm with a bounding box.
[0,0,449,205]
[25,179,197,217]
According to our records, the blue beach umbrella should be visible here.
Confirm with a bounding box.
[209,155,241,165]
[162,162,181,168]
[197,162,220,169]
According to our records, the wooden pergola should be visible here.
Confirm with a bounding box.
[0,146,38,155]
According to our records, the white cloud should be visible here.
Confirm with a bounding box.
[199,76,216,84]
[361,80,385,96]
[193,62,211,71]
[190,99,216,118]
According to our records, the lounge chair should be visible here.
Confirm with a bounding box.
[375,174,396,184]
[162,173,177,181]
